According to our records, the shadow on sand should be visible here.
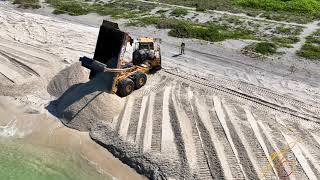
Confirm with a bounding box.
[172,54,182,58]
[46,73,115,123]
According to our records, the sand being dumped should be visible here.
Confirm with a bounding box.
[47,63,89,98]
[48,63,125,131]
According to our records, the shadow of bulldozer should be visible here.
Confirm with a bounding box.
[46,72,124,131]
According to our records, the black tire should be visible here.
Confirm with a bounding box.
[117,78,135,97]
[132,72,147,89]
[133,50,142,65]
[89,71,97,79]
[153,65,162,71]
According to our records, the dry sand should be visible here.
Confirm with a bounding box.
[48,63,125,131]
[47,63,89,98]
[1,2,320,180]
[0,4,141,179]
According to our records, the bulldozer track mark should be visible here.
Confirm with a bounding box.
[161,85,177,156]
[212,73,320,113]
[234,79,320,114]
[178,83,213,179]
[127,97,143,143]
[115,97,129,135]
[221,102,260,180]
[257,117,294,179]
[245,109,281,179]
[151,90,163,153]
[0,50,40,77]
[191,93,225,179]
[258,114,309,179]
[138,96,151,152]
[135,95,148,145]
[289,134,320,178]
[274,116,320,178]
[168,86,192,178]
[281,133,318,180]
[225,105,277,179]
[118,96,135,139]
[214,96,249,179]
[205,97,246,179]
[162,69,320,124]
[142,93,155,152]
[196,95,234,179]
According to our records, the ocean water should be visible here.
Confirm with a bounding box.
[0,139,113,180]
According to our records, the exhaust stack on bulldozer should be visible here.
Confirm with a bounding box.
[80,20,162,97]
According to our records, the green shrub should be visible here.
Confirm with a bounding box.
[306,34,320,44]
[170,8,188,17]
[298,43,320,59]
[195,6,206,12]
[235,0,320,14]
[133,17,253,42]
[53,2,89,16]
[168,22,253,41]
[46,0,138,18]
[246,42,277,55]
[13,0,40,9]
[271,36,300,44]
[275,26,291,34]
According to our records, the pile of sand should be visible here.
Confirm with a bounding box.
[48,63,125,131]
[47,63,89,98]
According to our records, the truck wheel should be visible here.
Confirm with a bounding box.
[154,65,162,71]
[117,78,134,97]
[89,71,97,79]
[133,72,147,89]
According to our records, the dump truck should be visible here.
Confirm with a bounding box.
[79,20,162,97]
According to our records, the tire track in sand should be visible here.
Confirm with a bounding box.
[281,133,318,180]
[161,85,178,157]
[223,103,276,179]
[205,97,245,179]
[213,96,249,179]
[118,96,135,139]
[151,90,164,153]
[221,100,260,180]
[135,95,149,147]
[245,108,280,179]
[0,50,40,77]
[126,97,143,143]
[137,95,151,152]
[193,92,226,179]
[169,84,192,177]
[255,112,308,180]
[178,83,212,179]
[274,116,320,179]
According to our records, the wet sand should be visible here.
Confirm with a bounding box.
[0,96,145,180]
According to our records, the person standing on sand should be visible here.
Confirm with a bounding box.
[180,42,185,55]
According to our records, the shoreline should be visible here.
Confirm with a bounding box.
[0,96,145,180]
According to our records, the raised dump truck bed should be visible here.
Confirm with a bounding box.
[80,20,161,97]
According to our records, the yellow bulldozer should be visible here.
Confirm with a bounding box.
[80,20,161,97]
